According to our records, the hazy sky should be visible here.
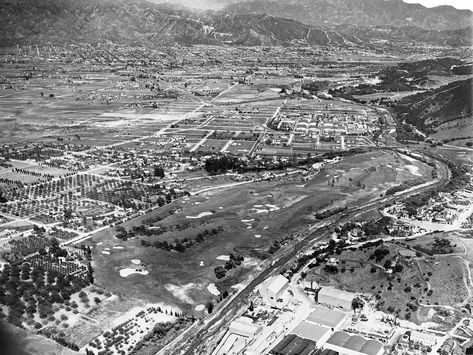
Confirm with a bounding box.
[403,0,473,10]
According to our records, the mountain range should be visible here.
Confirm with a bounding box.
[0,0,472,47]
[223,0,473,31]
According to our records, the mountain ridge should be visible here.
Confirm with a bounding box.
[0,0,471,47]
[223,0,473,31]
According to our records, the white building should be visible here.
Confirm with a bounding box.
[317,286,355,310]
[409,330,438,347]
[229,317,261,338]
[318,286,355,310]
[258,275,289,308]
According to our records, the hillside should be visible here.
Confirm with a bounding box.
[334,25,473,47]
[389,78,473,139]
[0,0,348,47]
[0,0,471,48]
[223,0,473,31]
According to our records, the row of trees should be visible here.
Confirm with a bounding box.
[141,227,224,253]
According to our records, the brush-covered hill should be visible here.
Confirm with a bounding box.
[223,0,473,31]
[390,78,473,139]
[1,0,471,48]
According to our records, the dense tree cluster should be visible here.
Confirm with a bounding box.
[0,261,92,328]
[204,155,241,175]
[141,227,224,252]
[213,253,244,279]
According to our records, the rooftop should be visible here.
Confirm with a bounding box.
[290,321,331,343]
[319,286,356,302]
[267,274,289,294]
[271,334,318,355]
[305,305,347,328]
[326,331,383,355]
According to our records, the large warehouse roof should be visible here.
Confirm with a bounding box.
[271,334,318,355]
[306,305,347,328]
[267,275,289,294]
[319,286,356,302]
[326,331,383,355]
[290,321,331,343]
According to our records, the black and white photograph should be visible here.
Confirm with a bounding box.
[0,0,472,354]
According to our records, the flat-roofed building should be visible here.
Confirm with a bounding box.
[290,321,332,348]
[259,275,289,308]
[409,330,438,347]
[317,286,355,310]
[324,331,384,355]
[229,318,261,338]
[306,305,348,330]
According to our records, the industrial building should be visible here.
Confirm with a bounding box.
[270,334,318,355]
[290,321,332,348]
[317,286,356,310]
[258,275,290,308]
[324,331,384,355]
[306,305,348,330]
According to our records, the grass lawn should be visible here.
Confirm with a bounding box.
[86,150,435,313]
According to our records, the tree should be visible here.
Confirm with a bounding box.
[153,166,165,178]
[393,264,404,273]
[206,301,214,314]
[433,237,452,252]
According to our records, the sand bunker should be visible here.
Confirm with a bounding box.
[119,268,149,277]
[254,234,262,239]
[131,259,141,265]
[101,251,110,255]
[216,255,230,261]
[165,283,196,304]
[207,283,220,296]
[252,203,280,214]
[404,165,422,176]
[113,246,125,250]
[186,211,213,219]
[195,304,206,312]
[241,219,255,223]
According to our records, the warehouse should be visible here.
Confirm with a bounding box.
[324,331,384,355]
[290,321,332,348]
[317,286,356,310]
[306,305,348,330]
[270,334,318,355]
[259,275,290,308]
